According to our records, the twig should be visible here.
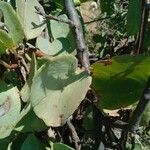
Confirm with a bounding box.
[35,6,74,26]
[84,16,112,24]
[120,76,150,149]
[67,116,81,150]
[0,59,11,69]
[64,0,90,74]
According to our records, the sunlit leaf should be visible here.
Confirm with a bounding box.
[0,1,24,45]
[36,14,76,56]
[16,0,46,40]
[30,54,91,126]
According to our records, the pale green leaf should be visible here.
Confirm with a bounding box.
[36,14,76,56]
[30,54,91,126]
[16,0,46,40]
[0,87,21,139]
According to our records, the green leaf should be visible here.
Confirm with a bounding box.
[0,137,11,150]
[36,14,76,56]
[30,54,91,126]
[0,30,14,48]
[0,87,21,139]
[8,134,28,150]
[20,134,46,150]
[50,14,71,39]
[127,0,142,35]
[15,109,47,132]
[0,80,10,93]
[0,40,7,55]
[36,37,65,56]
[92,54,150,110]
[53,143,75,150]
[16,0,46,40]
[0,1,24,45]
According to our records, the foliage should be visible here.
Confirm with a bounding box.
[92,54,150,109]
[0,0,150,149]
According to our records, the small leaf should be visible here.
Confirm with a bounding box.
[16,0,46,40]
[30,54,91,126]
[0,87,21,139]
[0,1,25,45]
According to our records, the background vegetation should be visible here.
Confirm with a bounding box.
[0,0,150,149]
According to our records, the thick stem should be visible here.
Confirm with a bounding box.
[64,0,90,74]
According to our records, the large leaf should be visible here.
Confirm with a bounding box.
[0,1,24,45]
[0,87,21,139]
[30,54,91,126]
[92,54,150,110]
[126,0,142,35]
[36,14,76,56]
[16,0,46,40]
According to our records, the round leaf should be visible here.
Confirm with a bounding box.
[30,54,91,126]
